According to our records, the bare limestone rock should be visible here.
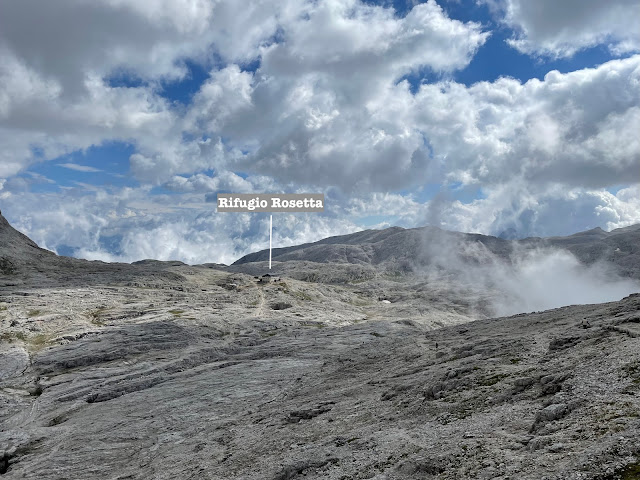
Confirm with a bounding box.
[1,212,640,478]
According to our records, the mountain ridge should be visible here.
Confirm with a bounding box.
[2,209,640,281]
[232,221,640,279]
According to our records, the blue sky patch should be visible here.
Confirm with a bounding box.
[160,60,211,105]
[26,142,138,191]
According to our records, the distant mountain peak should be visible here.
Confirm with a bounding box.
[498,227,519,240]
[568,226,607,237]
[0,211,55,273]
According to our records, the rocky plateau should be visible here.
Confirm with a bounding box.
[1,210,640,479]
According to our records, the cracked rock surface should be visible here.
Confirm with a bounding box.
[2,278,640,479]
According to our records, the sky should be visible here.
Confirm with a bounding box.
[0,0,639,265]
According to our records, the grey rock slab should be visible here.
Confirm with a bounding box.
[0,346,29,382]
[2,212,640,479]
[0,294,637,478]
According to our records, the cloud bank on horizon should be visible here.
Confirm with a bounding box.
[0,0,639,264]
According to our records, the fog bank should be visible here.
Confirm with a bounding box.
[419,233,639,317]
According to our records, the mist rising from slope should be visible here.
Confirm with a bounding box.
[488,249,639,316]
[419,232,640,317]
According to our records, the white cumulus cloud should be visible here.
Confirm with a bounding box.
[491,0,640,57]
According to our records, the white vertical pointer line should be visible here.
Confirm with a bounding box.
[269,214,272,270]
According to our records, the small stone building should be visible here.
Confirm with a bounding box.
[258,273,282,284]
